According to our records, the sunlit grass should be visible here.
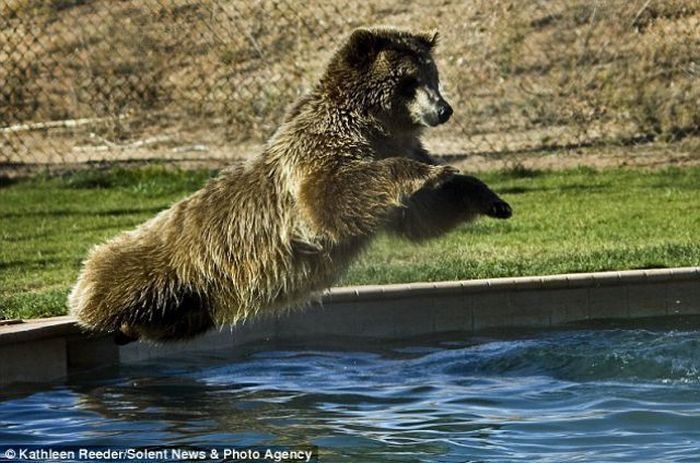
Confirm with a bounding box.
[1,165,698,320]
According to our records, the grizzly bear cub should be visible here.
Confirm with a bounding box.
[69,27,512,344]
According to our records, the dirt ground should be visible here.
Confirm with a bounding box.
[2,135,697,180]
[2,0,698,177]
[443,137,700,172]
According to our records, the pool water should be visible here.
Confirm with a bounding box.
[2,328,700,462]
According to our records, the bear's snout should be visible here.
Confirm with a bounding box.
[437,100,453,124]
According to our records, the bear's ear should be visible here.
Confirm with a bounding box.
[418,30,440,49]
[429,31,440,48]
[343,28,386,68]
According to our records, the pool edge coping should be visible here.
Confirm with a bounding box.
[2,266,699,346]
[1,266,699,385]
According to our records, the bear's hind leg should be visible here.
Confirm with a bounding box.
[115,289,215,344]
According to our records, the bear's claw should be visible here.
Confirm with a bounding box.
[486,200,512,219]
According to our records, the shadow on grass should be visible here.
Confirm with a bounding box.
[0,176,22,189]
[498,184,608,195]
[0,256,69,271]
[0,205,165,219]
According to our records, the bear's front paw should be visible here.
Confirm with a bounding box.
[485,199,513,219]
[425,165,459,189]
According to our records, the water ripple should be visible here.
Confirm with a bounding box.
[1,329,700,461]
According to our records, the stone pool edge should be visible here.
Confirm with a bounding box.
[1,267,699,385]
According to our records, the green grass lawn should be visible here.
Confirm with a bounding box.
[1,165,699,320]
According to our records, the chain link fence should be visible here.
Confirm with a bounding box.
[1,0,698,174]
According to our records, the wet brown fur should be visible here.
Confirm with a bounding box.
[69,27,511,343]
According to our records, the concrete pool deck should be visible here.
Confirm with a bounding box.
[1,267,699,386]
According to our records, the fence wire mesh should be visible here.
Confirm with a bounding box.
[1,0,698,173]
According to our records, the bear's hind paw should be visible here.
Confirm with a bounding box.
[113,323,140,345]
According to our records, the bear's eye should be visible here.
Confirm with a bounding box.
[398,77,419,97]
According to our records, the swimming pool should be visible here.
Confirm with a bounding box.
[2,327,699,462]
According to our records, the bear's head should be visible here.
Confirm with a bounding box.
[321,27,452,130]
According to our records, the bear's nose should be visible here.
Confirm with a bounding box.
[437,102,453,124]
